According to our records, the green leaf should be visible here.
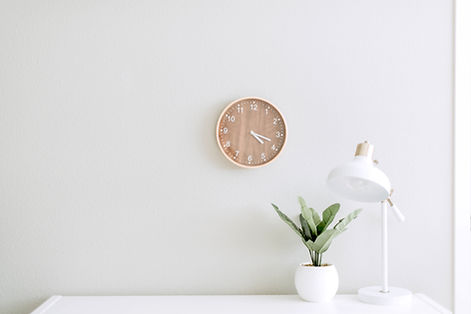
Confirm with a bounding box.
[298,197,318,236]
[334,208,363,232]
[310,208,321,226]
[305,239,316,251]
[271,203,304,240]
[299,214,313,241]
[312,229,341,254]
[317,203,340,234]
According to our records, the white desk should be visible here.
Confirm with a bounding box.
[32,294,451,314]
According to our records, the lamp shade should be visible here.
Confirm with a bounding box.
[327,142,391,203]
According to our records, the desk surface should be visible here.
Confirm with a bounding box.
[32,294,451,314]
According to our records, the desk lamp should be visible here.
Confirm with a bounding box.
[327,141,412,305]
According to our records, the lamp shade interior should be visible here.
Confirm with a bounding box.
[327,157,391,203]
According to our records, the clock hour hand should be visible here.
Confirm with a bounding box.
[250,130,265,144]
[251,131,271,142]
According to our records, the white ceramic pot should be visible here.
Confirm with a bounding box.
[295,263,339,302]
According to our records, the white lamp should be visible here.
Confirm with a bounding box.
[327,141,412,305]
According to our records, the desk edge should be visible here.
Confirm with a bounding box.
[415,293,452,314]
[30,296,62,314]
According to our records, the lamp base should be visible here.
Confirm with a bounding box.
[358,286,412,305]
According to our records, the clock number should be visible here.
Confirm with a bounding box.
[237,104,244,113]
[223,141,231,148]
[271,144,277,151]
[221,127,228,134]
[265,107,270,115]
[247,155,253,162]
[275,131,283,138]
[226,114,235,122]
[273,118,281,125]
[234,150,240,158]
[261,152,266,161]
[250,103,258,111]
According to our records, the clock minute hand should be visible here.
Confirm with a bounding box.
[251,131,271,142]
[250,130,264,144]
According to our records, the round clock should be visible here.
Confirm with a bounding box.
[216,97,287,168]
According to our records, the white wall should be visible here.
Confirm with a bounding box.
[0,1,453,313]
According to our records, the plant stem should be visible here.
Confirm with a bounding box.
[318,253,322,266]
[309,250,316,265]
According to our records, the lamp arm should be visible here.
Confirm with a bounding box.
[387,198,405,222]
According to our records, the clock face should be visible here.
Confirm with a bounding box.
[216,97,287,168]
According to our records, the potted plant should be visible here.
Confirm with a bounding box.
[271,197,362,302]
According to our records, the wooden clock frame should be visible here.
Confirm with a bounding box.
[215,97,287,168]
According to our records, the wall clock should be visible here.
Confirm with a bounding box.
[216,97,287,168]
